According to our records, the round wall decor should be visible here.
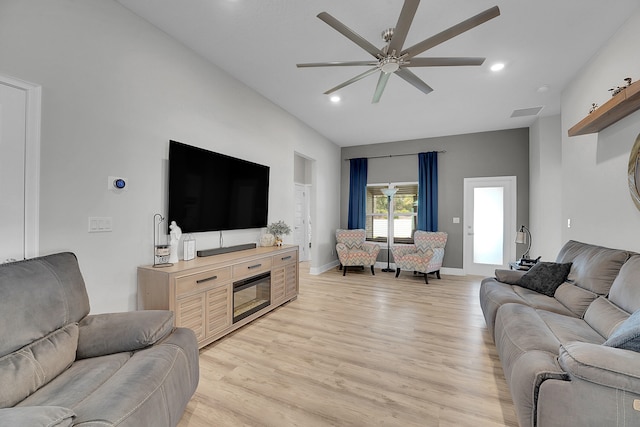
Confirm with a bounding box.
[628,133,640,210]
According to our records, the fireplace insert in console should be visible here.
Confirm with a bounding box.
[233,272,271,323]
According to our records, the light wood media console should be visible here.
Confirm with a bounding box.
[137,245,298,349]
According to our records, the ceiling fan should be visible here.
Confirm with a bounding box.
[296,0,500,103]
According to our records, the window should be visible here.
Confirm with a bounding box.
[366,184,418,244]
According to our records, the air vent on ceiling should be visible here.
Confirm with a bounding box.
[511,106,544,118]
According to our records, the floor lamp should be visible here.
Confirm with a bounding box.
[381,187,398,272]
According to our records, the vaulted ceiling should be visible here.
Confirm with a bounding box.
[117,0,640,146]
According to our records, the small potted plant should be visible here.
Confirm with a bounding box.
[267,220,292,246]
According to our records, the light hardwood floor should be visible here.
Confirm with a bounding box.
[178,263,518,427]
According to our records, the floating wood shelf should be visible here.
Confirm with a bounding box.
[568,80,640,137]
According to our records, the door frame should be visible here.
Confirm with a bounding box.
[463,176,517,276]
[294,183,311,262]
[1,74,41,259]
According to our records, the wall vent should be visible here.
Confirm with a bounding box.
[510,106,544,118]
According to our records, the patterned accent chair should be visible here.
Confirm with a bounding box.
[335,229,380,276]
[391,231,448,284]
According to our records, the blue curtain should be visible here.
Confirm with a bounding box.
[418,152,438,231]
[347,158,368,229]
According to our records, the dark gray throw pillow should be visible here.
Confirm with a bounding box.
[517,261,572,297]
[604,309,640,352]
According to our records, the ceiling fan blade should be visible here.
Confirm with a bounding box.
[372,72,391,104]
[297,61,378,68]
[323,67,379,95]
[317,12,384,58]
[387,0,420,55]
[405,57,485,67]
[396,68,433,95]
[402,6,500,59]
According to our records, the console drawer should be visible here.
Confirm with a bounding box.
[176,267,231,297]
[232,257,272,279]
[272,251,297,267]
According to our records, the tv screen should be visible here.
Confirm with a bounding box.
[168,140,270,233]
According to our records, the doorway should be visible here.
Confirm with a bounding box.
[294,153,313,263]
[0,74,41,263]
[463,176,517,276]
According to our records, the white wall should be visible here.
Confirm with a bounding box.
[560,10,640,253]
[0,0,340,313]
[529,115,563,260]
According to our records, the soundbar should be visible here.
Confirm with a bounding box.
[197,243,257,257]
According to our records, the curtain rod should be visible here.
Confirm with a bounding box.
[344,151,446,161]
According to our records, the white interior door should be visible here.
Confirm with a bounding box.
[0,75,40,263]
[463,176,517,276]
[294,183,310,261]
[0,82,27,262]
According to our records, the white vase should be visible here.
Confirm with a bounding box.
[260,233,275,247]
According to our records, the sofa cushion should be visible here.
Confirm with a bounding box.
[603,309,640,351]
[537,310,606,345]
[584,297,629,339]
[608,255,640,315]
[554,282,599,317]
[18,353,131,408]
[555,240,630,295]
[0,406,75,427]
[0,253,90,358]
[0,323,78,408]
[517,262,572,297]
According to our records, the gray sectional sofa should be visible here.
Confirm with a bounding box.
[0,252,199,426]
[480,240,640,427]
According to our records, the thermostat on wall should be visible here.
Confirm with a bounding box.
[108,176,128,191]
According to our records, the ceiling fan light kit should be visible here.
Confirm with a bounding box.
[296,0,500,103]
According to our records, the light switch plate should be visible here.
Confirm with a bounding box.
[88,217,112,232]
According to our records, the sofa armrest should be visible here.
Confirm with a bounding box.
[77,310,174,359]
[0,406,75,427]
[363,242,380,256]
[494,268,526,285]
[559,342,640,394]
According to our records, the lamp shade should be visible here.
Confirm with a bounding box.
[381,187,398,197]
[515,231,527,244]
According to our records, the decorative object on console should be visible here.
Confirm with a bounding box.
[183,234,196,261]
[589,103,598,114]
[169,221,182,264]
[267,220,292,246]
[381,186,398,272]
[153,213,172,268]
[260,233,276,247]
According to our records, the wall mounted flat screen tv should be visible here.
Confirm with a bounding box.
[168,140,270,233]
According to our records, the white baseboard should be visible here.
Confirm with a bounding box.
[373,263,464,276]
[310,261,465,277]
[440,267,465,276]
[309,259,340,275]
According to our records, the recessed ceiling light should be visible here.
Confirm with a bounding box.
[330,95,341,103]
[490,63,505,72]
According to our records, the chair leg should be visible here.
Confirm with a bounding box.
[395,268,401,278]
[370,265,375,275]
[339,264,342,270]
[436,270,441,279]
[424,273,429,284]
[343,266,347,276]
